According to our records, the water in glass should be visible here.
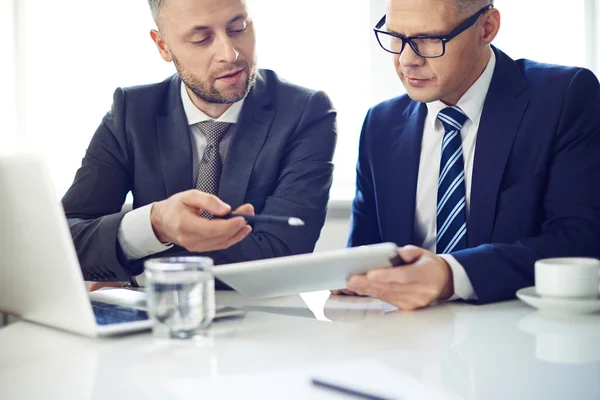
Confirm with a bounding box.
[146,260,215,339]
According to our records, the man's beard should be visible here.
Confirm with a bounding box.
[173,54,258,104]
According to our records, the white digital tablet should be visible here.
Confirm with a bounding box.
[213,242,403,298]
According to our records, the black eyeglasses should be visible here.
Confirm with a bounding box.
[373,4,493,58]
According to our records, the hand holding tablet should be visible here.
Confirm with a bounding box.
[213,243,403,298]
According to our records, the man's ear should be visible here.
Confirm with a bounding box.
[150,29,173,62]
[480,8,500,45]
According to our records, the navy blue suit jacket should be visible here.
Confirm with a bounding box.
[62,70,337,282]
[348,47,600,304]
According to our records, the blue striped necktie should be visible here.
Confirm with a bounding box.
[436,106,469,254]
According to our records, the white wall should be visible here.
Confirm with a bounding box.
[315,217,352,252]
[0,0,17,155]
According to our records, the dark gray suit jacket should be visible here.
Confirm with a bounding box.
[62,69,337,282]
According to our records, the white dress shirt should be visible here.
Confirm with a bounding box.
[116,82,245,261]
[414,48,496,300]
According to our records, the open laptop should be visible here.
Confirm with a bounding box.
[0,154,241,337]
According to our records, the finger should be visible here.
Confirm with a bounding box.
[181,190,231,216]
[204,224,252,249]
[381,298,423,311]
[357,286,426,311]
[366,265,417,284]
[234,203,255,216]
[347,276,429,305]
[176,216,247,250]
[223,225,253,248]
[397,246,426,264]
[89,282,121,292]
[366,281,437,299]
[346,275,370,294]
[376,291,432,311]
[196,222,250,247]
[182,210,247,238]
[330,289,357,296]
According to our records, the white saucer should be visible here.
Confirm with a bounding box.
[516,287,600,315]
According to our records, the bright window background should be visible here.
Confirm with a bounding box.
[0,1,17,155]
[2,0,598,200]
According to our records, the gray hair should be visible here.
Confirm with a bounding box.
[454,0,494,15]
[147,0,251,27]
[147,0,165,26]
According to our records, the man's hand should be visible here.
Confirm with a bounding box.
[344,245,454,310]
[330,289,361,296]
[150,190,254,253]
[88,282,122,292]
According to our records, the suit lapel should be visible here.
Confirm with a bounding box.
[219,73,275,208]
[383,102,427,246]
[157,75,194,197]
[469,47,530,246]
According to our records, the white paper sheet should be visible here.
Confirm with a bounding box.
[165,358,457,400]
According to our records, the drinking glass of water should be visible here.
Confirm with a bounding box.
[144,257,216,339]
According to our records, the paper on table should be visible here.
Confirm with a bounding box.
[164,358,457,400]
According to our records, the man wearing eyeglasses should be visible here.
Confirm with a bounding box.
[336,0,600,308]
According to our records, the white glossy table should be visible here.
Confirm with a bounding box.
[1,291,599,399]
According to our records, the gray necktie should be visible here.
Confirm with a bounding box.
[195,120,232,219]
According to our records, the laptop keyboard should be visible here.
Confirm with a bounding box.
[91,301,149,326]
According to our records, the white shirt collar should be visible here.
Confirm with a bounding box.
[180,81,245,125]
[426,47,496,130]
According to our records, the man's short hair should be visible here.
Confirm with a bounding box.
[454,0,494,15]
[147,0,250,28]
[147,0,165,26]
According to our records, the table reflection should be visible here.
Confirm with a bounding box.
[518,312,600,365]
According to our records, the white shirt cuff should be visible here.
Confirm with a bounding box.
[438,254,478,301]
[117,204,173,261]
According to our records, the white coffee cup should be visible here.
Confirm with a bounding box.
[535,258,600,299]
